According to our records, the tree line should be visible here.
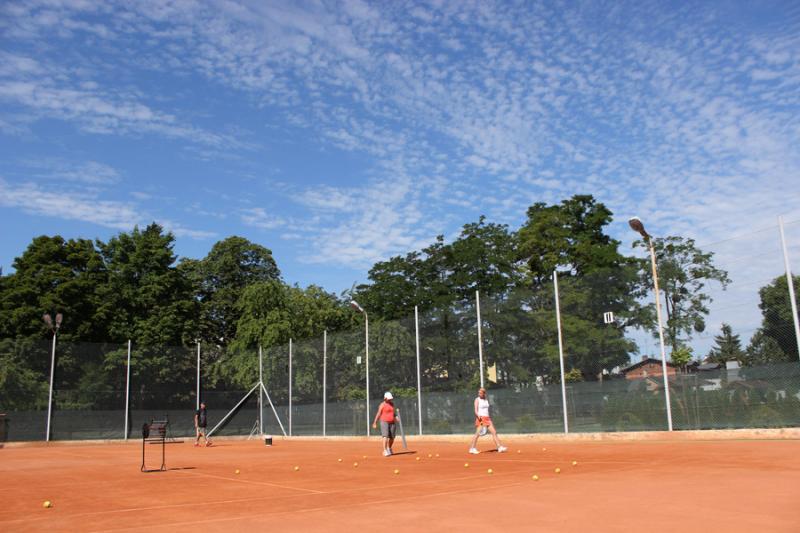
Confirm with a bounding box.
[1,195,797,410]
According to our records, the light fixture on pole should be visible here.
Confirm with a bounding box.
[43,312,63,442]
[629,216,673,431]
[351,300,370,436]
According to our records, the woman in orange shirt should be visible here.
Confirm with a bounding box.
[372,391,397,456]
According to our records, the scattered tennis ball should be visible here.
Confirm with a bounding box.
[532,475,539,481]
[338,458,342,462]
[555,467,561,474]
[428,453,432,458]
[43,501,52,508]
[353,462,359,467]
[235,469,240,474]
[435,453,440,457]
[542,447,547,451]
[464,463,469,468]
[393,469,400,475]
[415,457,420,461]
[294,466,300,471]
[572,461,578,466]
[517,450,521,454]
[487,468,493,474]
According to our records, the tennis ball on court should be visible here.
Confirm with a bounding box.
[294,466,300,471]
[362,455,367,459]
[517,450,521,454]
[338,458,342,462]
[393,469,400,475]
[464,463,469,468]
[532,475,539,481]
[353,462,359,467]
[487,468,493,474]
[555,467,561,474]
[435,453,440,457]
[43,501,52,508]
[427,453,432,458]
[235,469,240,474]
[542,447,547,451]
[572,461,578,466]
[415,457,420,461]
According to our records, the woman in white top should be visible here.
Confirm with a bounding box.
[469,387,507,454]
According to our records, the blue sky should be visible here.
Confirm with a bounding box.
[1,0,799,332]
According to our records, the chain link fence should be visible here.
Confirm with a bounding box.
[1,222,799,442]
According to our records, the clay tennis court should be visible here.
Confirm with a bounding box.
[2,435,799,532]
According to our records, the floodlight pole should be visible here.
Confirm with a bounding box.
[415,305,423,435]
[629,217,673,431]
[553,271,569,434]
[289,338,293,436]
[476,290,485,388]
[124,339,131,440]
[44,313,61,442]
[779,216,800,360]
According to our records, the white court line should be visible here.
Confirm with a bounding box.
[171,468,325,493]
[90,480,528,532]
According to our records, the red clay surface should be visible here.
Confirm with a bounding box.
[2,437,799,532]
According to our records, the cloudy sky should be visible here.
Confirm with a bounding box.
[2,0,799,346]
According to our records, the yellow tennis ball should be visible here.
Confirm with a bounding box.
[542,447,547,451]
[555,467,561,474]
[487,468,493,474]
[353,462,359,467]
[435,453,440,457]
[393,469,399,475]
[532,475,539,481]
[294,466,300,471]
[517,450,521,454]
[464,463,469,468]
[43,501,52,508]
[338,458,342,462]
[362,455,367,459]
[235,469,240,474]
[428,454,432,458]
[415,457,420,461]
[572,461,578,466]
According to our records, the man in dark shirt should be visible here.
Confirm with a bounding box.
[194,402,212,447]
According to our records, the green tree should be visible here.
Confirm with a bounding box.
[670,346,693,370]
[744,330,786,366]
[706,323,745,364]
[635,236,730,351]
[751,275,800,361]
[182,236,280,347]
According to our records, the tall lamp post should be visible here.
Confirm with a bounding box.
[350,300,370,436]
[43,312,63,442]
[629,217,673,431]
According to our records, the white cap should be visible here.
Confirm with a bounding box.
[384,391,393,400]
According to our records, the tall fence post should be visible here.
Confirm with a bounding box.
[196,341,201,410]
[415,305,423,435]
[779,216,800,360]
[124,339,131,441]
[289,339,292,437]
[365,315,370,437]
[323,330,327,437]
[553,271,569,434]
[259,346,263,435]
[476,290,485,388]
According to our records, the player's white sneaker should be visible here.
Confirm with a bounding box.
[469,448,480,454]
[497,446,508,453]
[383,449,389,456]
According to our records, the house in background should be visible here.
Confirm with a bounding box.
[621,356,678,381]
